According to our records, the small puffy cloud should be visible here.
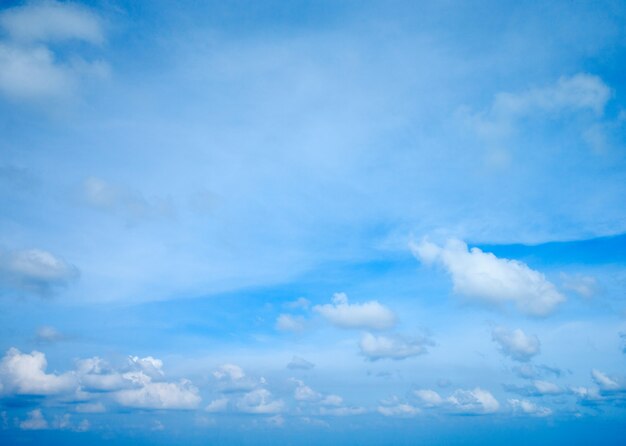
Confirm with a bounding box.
[561,274,599,298]
[414,388,499,414]
[411,239,564,316]
[0,249,79,295]
[286,356,315,370]
[446,388,500,414]
[313,292,396,330]
[591,369,620,391]
[19,409,48,430]
[128,356,164,379]
[508,399,552,417]
[413,389,444,407]
[213,364,245,382]
[236,388,284,414]
[492,327,540,362]
[35,326,64,343]
[205,397,229,413]
[212,364,259,392]
[291,379,321,402]
[0,1,103,44]
[276,314,306,332]
[113,379,201,410]
[0,348,76,396]
[359,333,432,361]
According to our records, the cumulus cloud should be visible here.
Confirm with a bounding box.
[113,379,201,410]
[19,409,48,430]
[0,348,76,396]
[313,292,396,330]
[414,388,500,414]
[508,399,552,417]
[286,356,315,370]
[0,248,79,295]
[411,239,564,316]
[359,333,432,361]
[236,388,284,414]
[276,314,306,332]
[205,397,229,413]
[0,1,108,101]
[492,327,540,362]
[212,363,259,392]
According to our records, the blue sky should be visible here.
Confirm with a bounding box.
[1,0,626,444]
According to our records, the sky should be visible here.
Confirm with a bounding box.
[1,0,626,444]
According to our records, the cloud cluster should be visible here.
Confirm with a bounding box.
[206,364,283,415]
[359,333,432,361]
[313,292,396,330]
[492,327,541,362]
[0,1,108,101]
[414,387,500,414]
[508,399,552,417]
[0,348,200,410]
[411,239,565,316]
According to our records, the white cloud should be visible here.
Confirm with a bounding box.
[286,356,315,370]
[532,380,562,395]
[446,388,500,414]
[0,2,107,101]
[492,327,541,362]
[591,369,620,391]
[359,333,431,361]
[35,326,64,343]
[113,379,201,410]
[377,402,420,417]
[212,363,259,392]
[411,239,565,316]
[19,409,48,430]
[291,379,321,402]
[0,348,76,395]
[508,399,552,417]
[414,387,499,414]
[276,314,306,332]
[0,1,103,44]
[284,297,310,309]
[0,249,79,295]
[413,389,444,407]
[313,292,395,330]
[128,356,164,379]
[236,388,284,414]
[205,397,229,413]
